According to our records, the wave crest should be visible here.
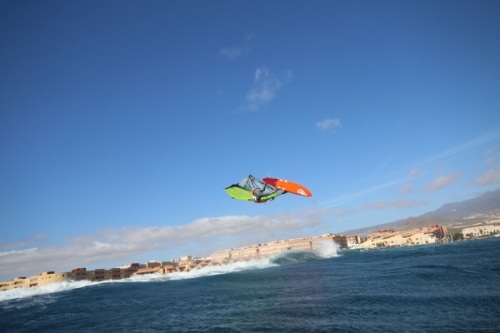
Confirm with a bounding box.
[1,242,341,303]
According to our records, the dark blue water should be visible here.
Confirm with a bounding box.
[1,238,499,332]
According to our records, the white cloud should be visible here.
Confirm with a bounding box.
[476,169,500,185]
[0,248,38,257]
[316,118,341,131]
[399,183,412,194]
[0,211,324,280]
[425,173,460,191]
[242,67,283,111]
[358,199,426,210]
[254,67,267,81]
[408,169,420,178]
[220,46,244,60]
[220,34,253,60]
[483,146,500,166]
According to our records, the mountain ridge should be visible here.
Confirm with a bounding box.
[342,188,500,236]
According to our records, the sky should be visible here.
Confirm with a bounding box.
[1,0,500,280]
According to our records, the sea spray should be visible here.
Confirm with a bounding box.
[129,258,279,283]
[268,241,340,265]
[0,247,340,303]
[316,239,340,258]
[0,258,278,302]
[0,279,96,303]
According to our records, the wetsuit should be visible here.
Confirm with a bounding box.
[251,188,265,202]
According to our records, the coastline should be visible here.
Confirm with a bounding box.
[2,222,499,292]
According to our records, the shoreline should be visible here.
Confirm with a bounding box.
[2,223,499,291]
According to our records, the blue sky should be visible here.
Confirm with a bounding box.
[1,0,500,280]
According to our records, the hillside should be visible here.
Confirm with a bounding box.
[343,188,500,236]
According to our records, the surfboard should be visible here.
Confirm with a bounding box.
[262,177,312,197]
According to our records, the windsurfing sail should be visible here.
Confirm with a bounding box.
[263,177,312,197]
[224,175,286,202]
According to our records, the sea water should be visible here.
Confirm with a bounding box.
[1,238,499,332]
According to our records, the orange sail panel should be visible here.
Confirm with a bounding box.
[262,178,312,197]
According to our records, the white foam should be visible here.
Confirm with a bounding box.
[0,280,96,303]
[128,257,278,283]
[316,240,341,258]
[0,249,340,302]
[0,258,278,302]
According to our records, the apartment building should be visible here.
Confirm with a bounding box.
[462,224,500,238]
[211,234,347,263]
[359,225,446,248]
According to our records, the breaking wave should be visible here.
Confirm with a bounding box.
[270,240,340,265]
[0,280,97,304]
[0,241,340,303]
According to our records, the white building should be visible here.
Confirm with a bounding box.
[462,224,500,238]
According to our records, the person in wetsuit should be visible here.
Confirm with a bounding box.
[251,187,267,203]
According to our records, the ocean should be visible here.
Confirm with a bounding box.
[1,237,499,332]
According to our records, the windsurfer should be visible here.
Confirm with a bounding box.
[251,187,266,203]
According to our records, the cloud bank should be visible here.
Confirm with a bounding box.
[425,173,460,191]
[476,169,500,185]
[0,211,324,280]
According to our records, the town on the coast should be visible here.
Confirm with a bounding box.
[2,222,500,292]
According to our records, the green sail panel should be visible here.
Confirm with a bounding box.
[224,185,253,201]
[224,175,286,202]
